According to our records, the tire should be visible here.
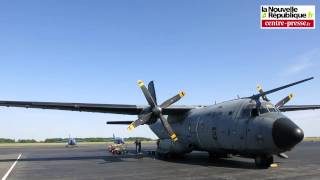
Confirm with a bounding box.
[255,155,273,168]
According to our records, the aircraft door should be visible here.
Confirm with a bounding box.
[236,104,255,150]
[217,110,238,150]
[197,113,219,150]
[187,116,200,146]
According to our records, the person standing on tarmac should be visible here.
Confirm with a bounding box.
[134,139,139,153]
[138,140,142,154]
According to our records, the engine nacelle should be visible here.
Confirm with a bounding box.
[157,139,193,154]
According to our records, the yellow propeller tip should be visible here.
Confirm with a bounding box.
[179,91,186,97]
[257,85,262,90]
[270,163,279,168]
[137,80,144,87]
[170,133,178,141]
[289,93,294,99]
[128,124,135,131]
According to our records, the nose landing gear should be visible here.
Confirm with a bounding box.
[254,155,274,168]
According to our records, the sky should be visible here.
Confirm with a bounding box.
[0,0,319,140]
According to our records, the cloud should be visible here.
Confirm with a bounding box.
[283,48,320,76]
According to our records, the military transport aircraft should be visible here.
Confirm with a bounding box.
[112,133,125,144]
[0,77,319,168]
[65,135,77,147]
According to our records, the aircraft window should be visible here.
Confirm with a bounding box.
[259,107,269,114]
[268,108,277,112]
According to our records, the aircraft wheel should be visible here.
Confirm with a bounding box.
[255,155,273,168]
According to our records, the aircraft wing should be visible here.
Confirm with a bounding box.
[162,105,206,114]
[0,100,144,115]
[0,100,200,115]
[279,105,320,112]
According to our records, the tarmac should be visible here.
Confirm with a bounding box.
[0,142,320,180]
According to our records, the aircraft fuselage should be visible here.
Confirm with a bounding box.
[150,98,304,158]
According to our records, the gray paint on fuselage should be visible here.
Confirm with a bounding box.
[149,98,286,155]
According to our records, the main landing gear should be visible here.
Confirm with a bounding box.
[254,155,274,168]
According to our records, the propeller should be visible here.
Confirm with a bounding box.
[253,77,313,100]
[275,94,293,108]
[128,80,185,142]
[257,85,270,102]
[257,85,293,107]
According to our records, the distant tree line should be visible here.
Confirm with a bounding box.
[44,137,154,143]
[17,139,37,143]
[0,137,154,143]
[44,138,114,143]
[0,138,37,143]
[0,138,15,143]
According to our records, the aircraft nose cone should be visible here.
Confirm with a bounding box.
[272,118,304,150]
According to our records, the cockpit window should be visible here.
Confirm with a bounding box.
[268,108,277,112]
[241,103,278,118]
[266,104,278,113]
[259,107,268,114]
[241,105,258,118]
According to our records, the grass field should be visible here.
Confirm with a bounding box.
[303,137,320,142]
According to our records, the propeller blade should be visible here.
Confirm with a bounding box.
[136,80,181,142]
[257,84,270,101]
[138,80,157,107]
[276,94,294,108]
[148,81,157,104]
[251,77,314,100]
[160,91,185,108]
[277,153,289,159]
[127,112,153,131]
[107,121,133,125]
[159,114,178,142]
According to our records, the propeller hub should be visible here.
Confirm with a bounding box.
[130,80,185,142]
[152,106,162,116]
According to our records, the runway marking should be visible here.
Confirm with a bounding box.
[1,154,22,180]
